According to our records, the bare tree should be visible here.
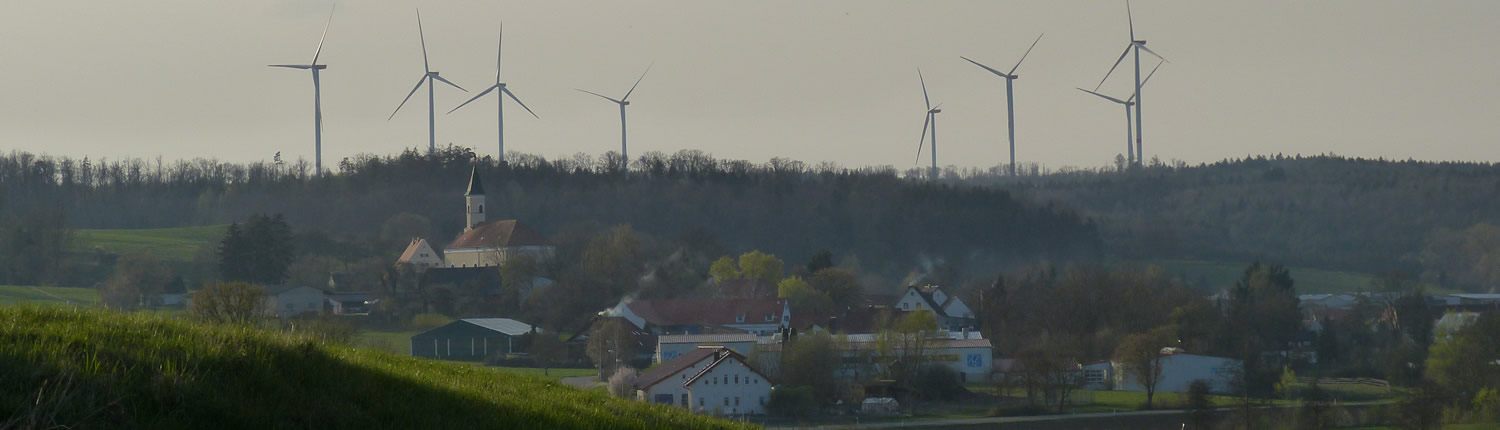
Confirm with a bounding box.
[1114,326,1175,409]
[189,281,265,325]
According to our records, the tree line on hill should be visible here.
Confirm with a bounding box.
[0,147,1100,287]
[950,154,1500,292]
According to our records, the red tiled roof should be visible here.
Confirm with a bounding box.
[635,348,719,391]
[445,219,550,250]
[626,299,784,328]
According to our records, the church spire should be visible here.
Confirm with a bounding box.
[465,166,487,230]
[466,165,486,196]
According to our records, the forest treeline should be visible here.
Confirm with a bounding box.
[954,155,1500,292]
[0,148,1100,283]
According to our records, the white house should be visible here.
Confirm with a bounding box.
[756,331,993,383]
[635,347,772,416]
[396,238,444,270]
[1088,351,1243,394]
[894,285,975,330]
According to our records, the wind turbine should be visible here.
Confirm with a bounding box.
[914,69,943,181]
[389,9,467,155]
[960,33,1043,176]
[268,5,336,176]
[1077,61,1162,165]
[448,24,539,163]
[577,64,651,170]
[1096,0,1166,166]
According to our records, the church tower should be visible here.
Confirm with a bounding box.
[465,166,486,230]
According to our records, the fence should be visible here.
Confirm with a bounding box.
[1294,377,1390,391]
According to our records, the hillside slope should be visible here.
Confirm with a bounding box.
[0,306,753,429]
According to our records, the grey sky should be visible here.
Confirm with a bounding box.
[2,1,1497,170]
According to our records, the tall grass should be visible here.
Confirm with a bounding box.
[0,306,754,429]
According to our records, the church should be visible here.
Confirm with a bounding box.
[397,167,554,270]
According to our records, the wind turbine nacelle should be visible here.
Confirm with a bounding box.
[621,101,631,106]
[313,65,328,70]
[930,109,942,114]
[1134,40,1147,45]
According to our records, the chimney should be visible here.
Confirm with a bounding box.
[961,327,968,339]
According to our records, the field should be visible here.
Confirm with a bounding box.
[0,305,749,429]
[0,285,99,306]
[352,328,417,356]
[73,224,226,262]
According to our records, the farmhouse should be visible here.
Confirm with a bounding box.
[656,333,758,363]
[410,318,535,360]
[635,347,772,416]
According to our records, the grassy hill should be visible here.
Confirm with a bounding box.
[1144,259,1449,295]
[73,225,226,262]
[0,285,99,306]
[0,306,753,429]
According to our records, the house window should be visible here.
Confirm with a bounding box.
[902,302,909,310]
[1085,369,1105,384]
[724,397,729,406]
[735,397,740,406]
[734,375,739,384]
[735,313,745,323]
[699,398,704,407]
[681,394,688,407]
[479,205,484,213]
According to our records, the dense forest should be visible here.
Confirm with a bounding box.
[952,155,1500,292]
[0,148,1100,285]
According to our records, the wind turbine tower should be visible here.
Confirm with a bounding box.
[449,24,539,163]
[268,6,336,175]
[914,69,943,181]
[1096,1,1166,166]
[1077,61,1162,165]
[578,64,652,170]
[961,33,1042,176]
[390,9,468,154]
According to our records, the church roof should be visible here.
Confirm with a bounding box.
[466,166,485,196]
[446,219,550,250]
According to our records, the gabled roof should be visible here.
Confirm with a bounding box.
[397,238,441,264]
[461,318,533,336]
[683,349,771,388]
[466,166,485,196]
[446,219,550,250]
[263,285,326,296]
[634,348,720,391]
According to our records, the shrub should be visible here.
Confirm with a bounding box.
[1185,379,1218,429]
[607,368,639,399]
[188,281,264,325]
[914,364,967,401]
[767,386,818,418]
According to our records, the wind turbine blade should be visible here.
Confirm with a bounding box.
[389,76,428,120]
[1095,45,1132,91]
[447,85,497,114]
[622,63,653,102]
[431,74,468,92]
[918,68,931,111]
[1128,61,1165,103]
[1136,43,1168,62]
[916,114,931,164]
[504,23,510,83]
[416,9,429,73]
[312,4,335,65]
[960,56,1011,79]
[1077,87,1129,105]
[1008,33,1044,76]
[268,65,314,69]
[1127,0,1136,41]
[503,88,540,119]
[577,89,623,104]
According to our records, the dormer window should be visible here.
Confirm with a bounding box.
[735,313,746,323]
[764,314,773,322]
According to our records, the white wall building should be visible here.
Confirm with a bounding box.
[1087,352,1243,394]
[635,347,771,415]
[263,286,326,318]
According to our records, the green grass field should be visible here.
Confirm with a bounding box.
[0,306,749,429]
[0,285,100,306]
[73,225,226,262]
[1146,259,1394,294]
[352,328,417,356]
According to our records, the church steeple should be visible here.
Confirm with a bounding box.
[465,166,486,230]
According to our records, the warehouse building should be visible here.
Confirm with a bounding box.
[411,318,534,360]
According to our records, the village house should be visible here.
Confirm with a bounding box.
[656,333,758,363]
[634,346,772,416]
[894,285,976,331]
[1081,348,1243,393]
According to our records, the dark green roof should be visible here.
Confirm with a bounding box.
[466,166,485,196]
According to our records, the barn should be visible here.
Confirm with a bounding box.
[410,318,534,360]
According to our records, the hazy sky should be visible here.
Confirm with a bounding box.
[2,1,1497,171]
